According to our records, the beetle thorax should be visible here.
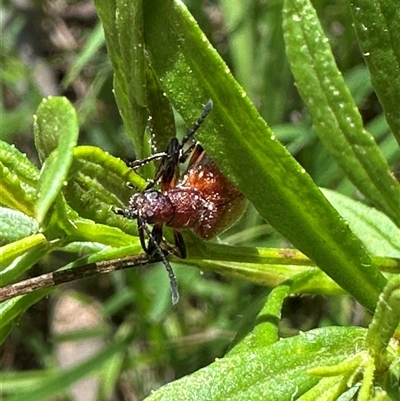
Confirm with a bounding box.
[129,190,175,224]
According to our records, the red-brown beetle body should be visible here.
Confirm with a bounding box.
[129,148,246,240]
[118,99,245,303]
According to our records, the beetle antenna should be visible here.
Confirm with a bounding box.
[127,151,168,170]
[180,99,213,149]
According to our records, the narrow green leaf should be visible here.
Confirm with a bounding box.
[0,141,38,216]
[344,66,373,107]
[33,97,78,162]
[0,290,52,344]
[283,0,400,227]
[94,0,148,157]
[366,275,400,359]
[0,207,39,245]
[33,96,79,224]
[65,218,138,247]
[0,238,58,285]
[230,284,290,354]
[0,371,56,394]
[41,190,138,247]
[0,162,35,216]
[0,321,13,344]
[63,146,145,234]
[322,189,400,258]
[146,67,177,157]
[62,22,105,88]
[219,1,254,95]
[5,330,135,401]
[297,375,354,401]
[350,0,400,146]
[0,234,47,271]
[0,140,39,186]
[306,353,376,401]
[59,244,143,269]
[142,0,385,311]
[144,326,366,401]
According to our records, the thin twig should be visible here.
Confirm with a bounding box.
[0,253,158,303]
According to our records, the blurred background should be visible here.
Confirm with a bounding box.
[1,0,399,400]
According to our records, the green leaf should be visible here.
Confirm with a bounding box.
[141,0,385,311]
[61,218,139,247]
[0,162,34,217]
[322,188,400,258]
[94,0,148,157]
[145,67,177,158]
[282,0,400,227]
[183,246,342,296]
[0,234,48,272]
[366,274,400,359]
[0,140,39,186]
[0,207,39,245]
[344,66,373,107]
[296,375,357,401]
[63,145,145,235]
[0,141,39,216]
[33,96,79,224]
[41,190,139,247]
[0,237,57,285]
[0,290,52,344]
[62,22,105,88]
[350,0,400,147]
[143,326,366,401]
[230,284,290,354]
[59,243,143,269]
[4,329,134,401]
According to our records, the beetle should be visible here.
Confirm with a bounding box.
[117,100,247,303]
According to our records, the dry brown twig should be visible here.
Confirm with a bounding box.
[0,253,158,303]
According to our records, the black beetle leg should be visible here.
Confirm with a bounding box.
[173,231,187,259]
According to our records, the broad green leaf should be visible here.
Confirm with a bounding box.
[283,0,400,227]
[141,0,384,311]
[33,97,79,224]
[144,326,366,401]
[322,189,400,258]
[350,0,400,147]
[94,0,148,157]
[0,207,39,245]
